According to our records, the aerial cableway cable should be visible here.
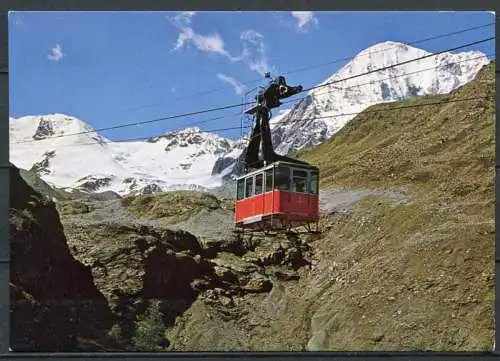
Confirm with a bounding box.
[12,36,495,145]
[25,95,494,149]
[280,52,495,106]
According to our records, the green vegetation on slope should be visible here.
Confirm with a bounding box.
[298,62,495,200]
[132,299,167,351]
[121,190,231,221]
[59,200,95,215]
[291,62,495,350]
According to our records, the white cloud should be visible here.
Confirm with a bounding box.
[170,12,273,76]
[291,11,318,32]
[174,28,230,55]
[238,30,272,76]
[47,44,64,62]
[173,11,197,25]
[171,11,233,58]
[217,73,246,95]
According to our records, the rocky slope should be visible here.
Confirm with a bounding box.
[9,164,115,351]
[294,61,495,351]
[57,191,313,350]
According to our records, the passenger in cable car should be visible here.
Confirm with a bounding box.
[292,170,308,193]
[294,179,306,193]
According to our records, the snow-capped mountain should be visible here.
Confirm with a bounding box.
[270,41,490,154]
[9,114,235,196]
[211,41,490,177]
[10,41,490,193]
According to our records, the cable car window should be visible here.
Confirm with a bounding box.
[265,168,273,192]
[292,169,308,193]
[237,178,245,200]
[309,171,319,195]
[274,166,290,191]
[293,170,308,178]
[245,177,254,198]
[255,173,263,195]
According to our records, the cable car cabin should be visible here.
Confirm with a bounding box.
[234,161,319,231]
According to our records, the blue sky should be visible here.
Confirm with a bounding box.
[9,11,495,141]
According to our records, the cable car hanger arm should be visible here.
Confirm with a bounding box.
[243,75,310,170]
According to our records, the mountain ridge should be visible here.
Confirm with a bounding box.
[10,116,234,196]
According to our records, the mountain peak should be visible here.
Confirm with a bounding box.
[153,126,233,150]
[179,126,202,133]
[359,41,412,54]
[10,113,108,145]
[264,42,490,155]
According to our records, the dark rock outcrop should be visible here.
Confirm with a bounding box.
[32,118,55,140]
[29,150,56,176]
[76,176,112,192]
[139,184,163,195]
[211,157,237,176]
[60,222,221,341]
[9,164,114,351]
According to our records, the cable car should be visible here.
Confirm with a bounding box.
[234,74,321,233]
[235,161,319,231]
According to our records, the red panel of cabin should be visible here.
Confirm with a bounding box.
[235,190,318,225]
[277,191,318,221]
[235,191,275,224]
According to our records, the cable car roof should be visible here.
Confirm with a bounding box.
[236,160,319,180]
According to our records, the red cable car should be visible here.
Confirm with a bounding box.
[234,74,320,233]
[235,161,319,232]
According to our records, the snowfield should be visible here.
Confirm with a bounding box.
[10,114,234,195]
[271,41,490,154]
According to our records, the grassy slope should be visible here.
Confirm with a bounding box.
[298,63,494,198]
[120,190,233,222]
[292,62,495,350]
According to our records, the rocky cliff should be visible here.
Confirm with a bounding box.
[9,164,115,351]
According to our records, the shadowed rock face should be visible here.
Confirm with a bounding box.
[211,157,237,176]
[9,164,114,352]
[60,220,285,339]
[57,191,313,349]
